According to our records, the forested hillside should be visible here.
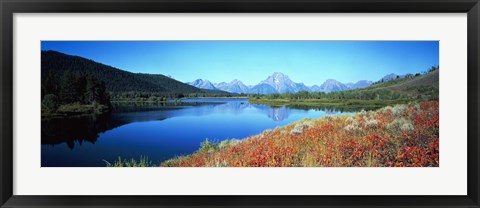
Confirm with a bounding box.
[41,50,231,101]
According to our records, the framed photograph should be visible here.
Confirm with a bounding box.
[1,0,479,207]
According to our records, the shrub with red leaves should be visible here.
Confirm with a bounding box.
[161,101,439,167]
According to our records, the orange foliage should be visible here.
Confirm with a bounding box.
[161,101,439,167]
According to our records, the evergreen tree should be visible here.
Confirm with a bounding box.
[84,74,99,104]
[42,94,60,113]
[41,71,59,99]
[59,71,80,104]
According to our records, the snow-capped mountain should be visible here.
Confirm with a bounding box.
[317,79,348,92]
[310,85,322,92]
[214,79,250,94]
[294,83,311,92]
[259,72,303,93]
[188,72,380,94]
[346,80,373,90]
[249,83,278,94]
[187,79,218,90]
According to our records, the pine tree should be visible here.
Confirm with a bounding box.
[59,71,80,104]
[84,74,99,104]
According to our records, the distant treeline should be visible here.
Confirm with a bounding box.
[251,86,437,101]
[110,91,237,102]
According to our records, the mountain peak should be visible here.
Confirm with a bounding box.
[319,79,348,92]
[189,72,375,94]
[325,79,340,83]
[259,72,299,93]
[381,73,401,81]
[272,72,285,76]
[345,80,373,90]
[271,72,289,80]
[214,79,249,93]
[188,79,218,90]
[192,78,203,83]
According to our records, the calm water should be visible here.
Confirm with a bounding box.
[41,98,351,167]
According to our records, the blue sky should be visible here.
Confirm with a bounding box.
[41,41,439,86]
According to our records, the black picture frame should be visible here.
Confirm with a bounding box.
[1,0,479,207]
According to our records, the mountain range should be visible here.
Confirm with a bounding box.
[188,72,380,94]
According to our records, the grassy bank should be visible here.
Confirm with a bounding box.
[42,102,110,118]
[248,98,415,111]
[104,156,154,167]
[161,101,439,167]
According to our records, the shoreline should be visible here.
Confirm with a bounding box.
[248,98,419,109]
[42,103,110,119]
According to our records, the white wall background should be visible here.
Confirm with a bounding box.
[13,13,467,195]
